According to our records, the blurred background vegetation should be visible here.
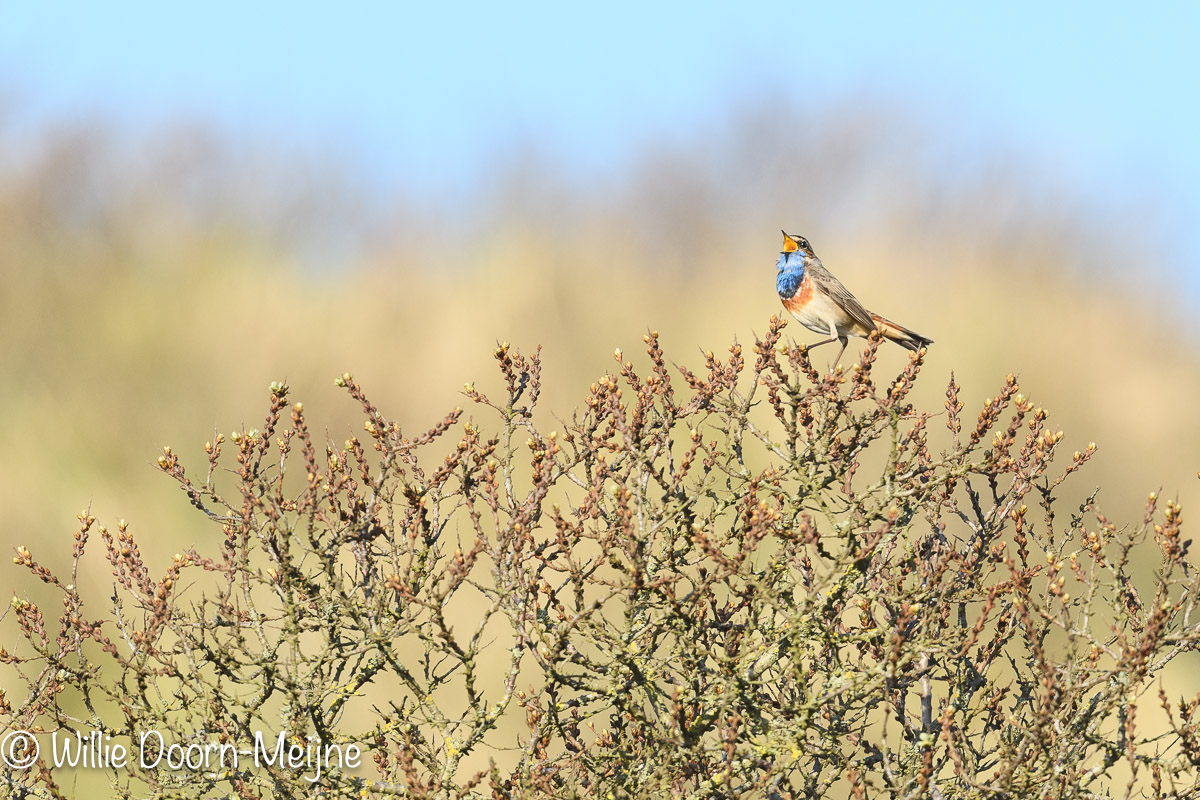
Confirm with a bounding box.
[2,97,1195,595]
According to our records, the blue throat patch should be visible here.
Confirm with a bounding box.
[776,252,805,299]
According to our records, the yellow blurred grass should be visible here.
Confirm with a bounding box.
[4,213,1198,588]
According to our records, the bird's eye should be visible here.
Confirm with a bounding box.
[799,238,809,249]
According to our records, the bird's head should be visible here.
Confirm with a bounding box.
[776,231,811,298]
[781,231,814,258]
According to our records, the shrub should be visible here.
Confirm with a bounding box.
[4,316,1199,799]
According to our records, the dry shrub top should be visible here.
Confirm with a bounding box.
[4,316,1200,800]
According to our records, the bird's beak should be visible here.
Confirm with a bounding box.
[781,231,799,253]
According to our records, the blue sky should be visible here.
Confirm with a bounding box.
[3,3,1197,282]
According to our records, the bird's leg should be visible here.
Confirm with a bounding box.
[802,336,837,371]
[829,337,849,372]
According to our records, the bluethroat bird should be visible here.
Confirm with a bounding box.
[776,231,932,369]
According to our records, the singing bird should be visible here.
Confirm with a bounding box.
[776,231,932,369]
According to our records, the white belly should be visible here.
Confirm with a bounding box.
[790,291,852,338]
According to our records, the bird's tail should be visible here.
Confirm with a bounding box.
[871,315,933,352]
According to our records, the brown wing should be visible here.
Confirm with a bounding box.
[806,262,877,333]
